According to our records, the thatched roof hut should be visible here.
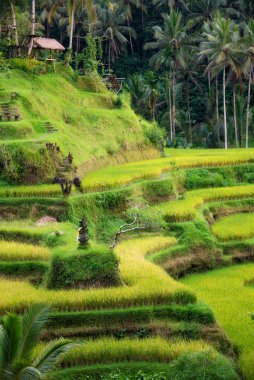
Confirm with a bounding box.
[32,37,65,51]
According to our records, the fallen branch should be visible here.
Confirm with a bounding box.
[110,218,147,249]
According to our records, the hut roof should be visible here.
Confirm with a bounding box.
[33,37,65,51]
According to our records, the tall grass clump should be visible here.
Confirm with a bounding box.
[0,241,50,261]
[60,337,211,367]
[0,184,61,198]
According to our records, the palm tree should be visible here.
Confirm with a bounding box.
[187,0,222,30]
[49,0,96,50]
[93,3,135,71]
[145,9,190,141]
[200,13,240,149]
[243,20,254,148]
[0,305,76,380]
[126,73,146,114]
[153,0,189,12]
[120,0,146,54]
[232,0,254,20]
[10,0,19,46]
[143,73,159,121]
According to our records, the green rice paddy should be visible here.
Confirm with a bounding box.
[212,213,254,241]
[182,264,254,380]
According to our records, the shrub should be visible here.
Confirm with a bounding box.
[105,144,117,156]
[0,144,61,184]
[145,124,165,150]
[185,169,236,190]
[100,371,167,380]
[7,58,46,74]
[47,245,120,289]
[77,75,107,93]
[0,261,49,280]
[113,96,123,109]
[83,34,99,74]
[243,172,254,183]
[0,197,68,221]
[142,179,173,202]
[51,363,174,380]
[169,350,239,380]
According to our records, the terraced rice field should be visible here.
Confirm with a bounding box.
[0,236,192,312]
[153,184,254,221]
[82,148,254,191]
[0,241,50,261]
[2,149,254,379]
[182,264,254,380]
[212,213,254,241]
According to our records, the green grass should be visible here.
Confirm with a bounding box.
[182,264,254,380]
[82,148,254,191]
[0,70,158,174]
[211,213,254,241]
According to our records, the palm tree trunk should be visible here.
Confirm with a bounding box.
[141,0,144,29]
[216,75,219,123]
[186,78,192,143]
[28,0,36,56]
[68,3,75,50]
[172,66,176,140]
[31,0,35,35]
[108,44,111,72]
[127,19,134,55]
[152,99,156,121]
[208,70,211,91]
[168,80,173,142]
[10,1,19,47]
[246,67,252,149]
[223,66,228,149]
[233,87,239,148]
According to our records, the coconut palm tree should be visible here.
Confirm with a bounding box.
[153,0,189,12]
[145,9,191,141]
[93,2,135,71]
[243,20,254,148]
[187,0,222,30]
[0,305,76,380]
[199,13,240,149]
[231,0,254,20]
[119,0,146,54]
[49,0,96,50]
[126,73,146,114]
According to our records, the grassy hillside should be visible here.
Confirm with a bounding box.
[0,66,159,182]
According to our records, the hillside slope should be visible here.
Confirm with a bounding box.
[0,67,159,182]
